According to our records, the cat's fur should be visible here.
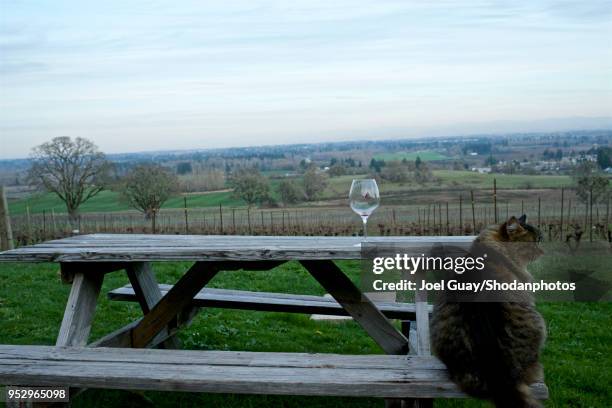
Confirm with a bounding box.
[430,215,546,408]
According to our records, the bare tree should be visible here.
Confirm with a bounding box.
[28,137,111,224]
[380,161,409,183]
[231,168,270,206]
[572,159,609,204]
[120,164,178,221]
[278,179,303,206]
[303,166,328,201]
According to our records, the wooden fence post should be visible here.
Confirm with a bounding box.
[584,199,588,234]
[184,197,189,234]
[219,204,223,234]
[51,209,56,236]
[567,198,572,230]
[606,192,610,234]
[432,204,436,234]
[230,208,235,232]
[537,197,541,227]
[458,195,462,234]
[560,188,564,242]
[26,204,32,242]
[438,203,442,236]
[0,185,14,250]
[470,190,476,233]
[445,202,449,235]
[247,207,252,235]
[589,186,593,242]
[493,178,498,223]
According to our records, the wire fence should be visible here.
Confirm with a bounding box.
[9,187,611,246]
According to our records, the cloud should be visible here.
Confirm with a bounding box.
[0,0,610,158]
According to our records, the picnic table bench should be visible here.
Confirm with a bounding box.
[0,234,548,407]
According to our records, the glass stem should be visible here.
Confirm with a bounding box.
[362,217,368,239]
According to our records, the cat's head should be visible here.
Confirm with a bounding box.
[498,214,544,262]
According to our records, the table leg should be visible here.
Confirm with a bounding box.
[56,272,104,347]
[45,271,103,407]
[130,261,220,348]
[126,262,181,349]
[301,260,417,408]
[404,270,433,408]
[299,260,409,355]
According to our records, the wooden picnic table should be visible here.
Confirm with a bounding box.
[0,234,547,406]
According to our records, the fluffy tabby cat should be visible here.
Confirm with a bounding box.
[430,215,546,408]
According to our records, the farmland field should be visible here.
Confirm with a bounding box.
[7,190,247,216]
[324,172,573,200]
[434,171,572,189]
[374,150,451,161]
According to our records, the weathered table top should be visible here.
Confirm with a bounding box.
[0,234,476,262]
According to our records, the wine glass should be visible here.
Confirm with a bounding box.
[349,179,380,239]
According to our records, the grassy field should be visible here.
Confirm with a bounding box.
[8,171,574,216]
[0,260,609,407]
[374,150,451,161]
[434,171,572,189]
[325,171,572,199]
[7,189,247,216]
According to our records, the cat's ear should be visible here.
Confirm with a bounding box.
[504,216,524,238]
[518,214,527,224]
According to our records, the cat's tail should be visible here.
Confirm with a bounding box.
[491,383,542,408]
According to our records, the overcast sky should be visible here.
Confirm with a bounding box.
[1,0,611,158]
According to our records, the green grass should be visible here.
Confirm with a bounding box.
[434,170,572,189]
[8,190,247,216]
[166,191,245,209]
[8,190,131,215]
[0,261,609,407]
[374,150,450,162]
[325,171,573,199]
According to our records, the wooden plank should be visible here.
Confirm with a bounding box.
[60,262,126,283]
[0,185,14,251]
[89,320,137,348]
[300,260,409,355]
[109,284,431,320]
[0,345,548,399]
[126,262,181,349]
[126,262,163,314]
[55,272,104,347]
[415,278,430,356]
[406,261,434,408]
[24,234,473,243]
[89,318,181,349]
[0,235,475,263]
